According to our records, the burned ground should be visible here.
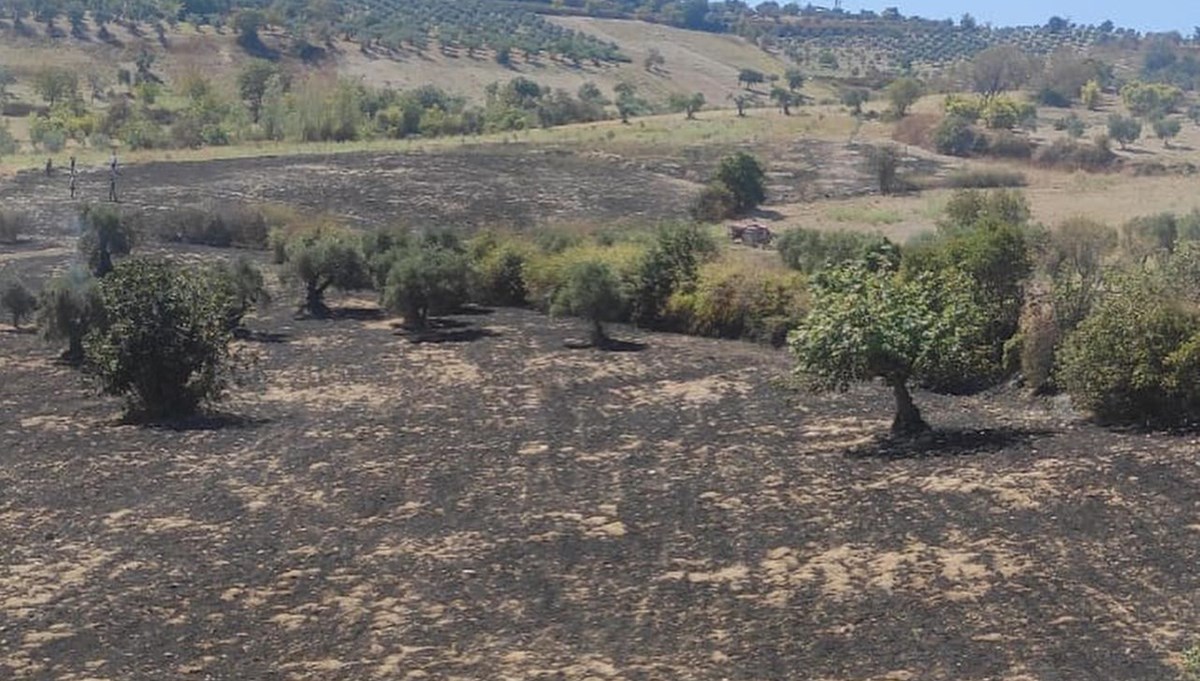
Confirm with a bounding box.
[0,147,700,233]
[3,295,1200,679]
[1,144,1197,679]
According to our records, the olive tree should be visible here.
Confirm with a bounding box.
[668,92,705,120]
[79,204,138,277]
[208,256,270,333]
[552,260,626,347]
[37,268,103,363]
[1107,114,1142,149]
[280,229,372,316]
[713,151,767,213]
[384,245,470,328]
[84,259,237,418]
[886,77,922,117]
[789,262,989,434]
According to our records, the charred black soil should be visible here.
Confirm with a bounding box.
[3,296,1200,679]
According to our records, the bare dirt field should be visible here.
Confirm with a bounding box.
[3,294,1200,679]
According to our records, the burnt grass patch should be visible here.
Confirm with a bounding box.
[3,298,1200,680]
[0,147,700,236]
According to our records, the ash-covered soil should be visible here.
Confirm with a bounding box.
[0,146,701,232]
[3,293,1200,680]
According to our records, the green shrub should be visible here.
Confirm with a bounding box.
[667,260,807,346]
[1,278,38,329]
[904,203,1033,391]
[944,169,1027,189]
[985,131,1034,159]
[1058,270,1200,426]
[147,203,270,249]
[84,258,237,419]
[467,233,532,307]
[0,121,17,157]
[934,115,985,156]
[627,222,716,327]
[690,183,738,222]
[1044,217,1118,330]
[523,241,643,313]
[1107,114,1142,149]
[777,227,898,274]
[1034,135,1116,171]
[938,189,1030,232]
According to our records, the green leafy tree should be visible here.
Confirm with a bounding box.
[785,68,805,92]
[1152,116,1182,148]
[886,77,922,117]
[613,82,645,124]
[78,204,138,278]
[769,86,794,115]
[1120,81,1183,118]
[789,262,989,434]
[552,260,625,346]
[237,60,283,124]
[730,92,752,117]
[383,246,470,328]
[840,87,869,115]
[84,259,237,419]
[668,92,705,119]
[738,68,765,89]
[31,66,79,107]
[280,229,373,317]
[1107,113,1142,149]
[1,279,37,329]
[714,151,767,213]
[37,268,102,363]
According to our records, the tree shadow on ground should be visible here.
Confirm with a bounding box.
[1,327,36,335]
[234,329,290,344]
[563,337,648,353]
[129,412,270,432]
[329,306,385,321]
[846,427,1053,461]
[396,318,500,344]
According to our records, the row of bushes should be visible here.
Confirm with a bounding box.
[265,218,809,346]
[18,66,648,153]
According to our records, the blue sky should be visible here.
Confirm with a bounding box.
[832,1,1191,34]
